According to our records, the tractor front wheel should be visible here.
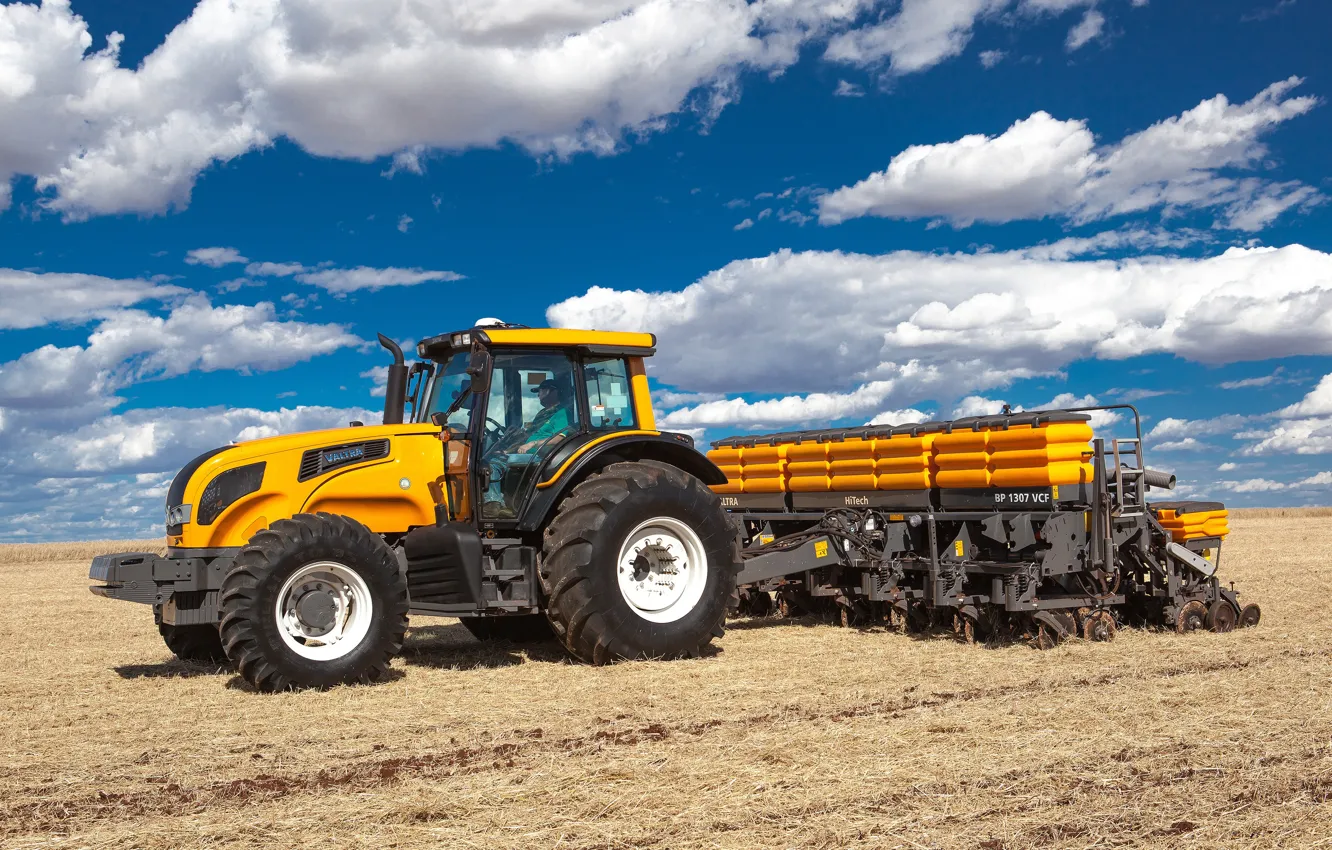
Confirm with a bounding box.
[540,461,738,664]
[219,513,408,691]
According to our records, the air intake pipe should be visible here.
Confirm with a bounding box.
[378,333,408,425]
[1144,468,1176,490]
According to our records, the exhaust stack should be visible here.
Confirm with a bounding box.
[377,333,408,425]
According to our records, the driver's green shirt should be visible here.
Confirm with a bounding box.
[527,404,570,443]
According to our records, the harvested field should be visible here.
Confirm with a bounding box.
[2,511,1330,849]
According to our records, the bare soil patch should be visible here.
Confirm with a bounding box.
[1,513,1329,848]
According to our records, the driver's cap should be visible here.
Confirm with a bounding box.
[532,379,559,393]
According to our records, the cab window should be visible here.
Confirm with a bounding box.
[479,352,581,520]
[583,357,636,431]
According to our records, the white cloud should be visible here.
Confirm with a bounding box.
[0,0,877,219]
[247,261,308,277]
[185,247,248,267]
[1147,414,1252,442]
[658,381,901,430]
[294,266,464,293]
[1278,373,1332,417]
[1219,367,1285,389]
[12,404,380,478]
[817,78,1321,230]
[1022,227,1209,261]
[397,214,413,233]
[733,217,754,230]
[550,243,1332,412]
[867,407,929,426]
[834,79,864,97]
[824,0,1006,74]
[0,268,184,330]
[1218,462,1237,471]
[653,390,726,409]
[979,49,1005,68]
[1297,471,1332,487]
[1155,437,1209,452]
[1243,419,1332,455]
[0,295,359,412]
[1224,477,1287,493]
[949,391,1118,426]
[1065,8,1105,50]
[361,365,388,398]
[1238,375,1332,455]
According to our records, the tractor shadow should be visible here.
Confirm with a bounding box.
[399,622,571,671]
[115,659,232,680]
[726,614,843,632]
[726,613,1031,648]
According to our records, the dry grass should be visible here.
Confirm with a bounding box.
[1233,506,1332,518]
[2,514,1330,849]
[0,539,164,565]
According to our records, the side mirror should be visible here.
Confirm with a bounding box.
[430,411,449,428]
[466,347,491,394]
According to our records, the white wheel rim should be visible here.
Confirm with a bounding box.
[274,561,374,661]
[616,516,709,624]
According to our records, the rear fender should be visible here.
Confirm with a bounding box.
[516,432,727,532]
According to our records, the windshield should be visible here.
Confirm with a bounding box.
[420,352,475,429]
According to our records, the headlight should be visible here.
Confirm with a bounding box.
[197,462,266,526]
[166,504,192,527]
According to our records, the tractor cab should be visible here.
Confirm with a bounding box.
[412,325,661,528]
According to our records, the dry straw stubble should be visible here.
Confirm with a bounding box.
[0,510,1329,848]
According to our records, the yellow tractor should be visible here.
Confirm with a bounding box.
[90,324,737,691]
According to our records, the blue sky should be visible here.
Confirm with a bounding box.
[1,0,1330,540]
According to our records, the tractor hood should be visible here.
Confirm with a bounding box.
[165,422,445,552]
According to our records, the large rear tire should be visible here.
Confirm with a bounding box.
[158,622,228,664]
[540,461,738,664]
[461,615,555,643]
[220,513,409,692]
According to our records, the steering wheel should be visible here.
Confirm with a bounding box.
[484,417,509,440]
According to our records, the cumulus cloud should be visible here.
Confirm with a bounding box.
[658,380,902,430]
[0,295,359,412]
[0,268,184,329]
[833,79,865,97]
[817,78,1321,230]
[550,243,1332,420]
[1277,373,1332,417]
[0,0,882,219]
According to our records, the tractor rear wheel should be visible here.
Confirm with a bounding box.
[461,615,555,643]
[540,461,738,664]
[158,622,228,664]
[219,513,409,691]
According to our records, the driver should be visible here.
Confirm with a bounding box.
[483,379,571,517]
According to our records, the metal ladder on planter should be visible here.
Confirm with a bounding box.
[1110,438,1146,517]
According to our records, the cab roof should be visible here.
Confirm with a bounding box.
[417,326,656,359]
